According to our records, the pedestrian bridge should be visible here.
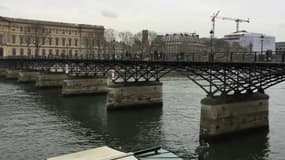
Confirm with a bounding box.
[0,52,284,139]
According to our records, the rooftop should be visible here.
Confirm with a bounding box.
[155,33,200,42]
[0,16,104,30]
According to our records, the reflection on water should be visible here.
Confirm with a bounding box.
[0,78,285,160]
[208,131,269,160]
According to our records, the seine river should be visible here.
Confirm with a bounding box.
[0,77,285,160]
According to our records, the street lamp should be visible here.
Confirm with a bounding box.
[209,30,214,62]
[260,35,264,54]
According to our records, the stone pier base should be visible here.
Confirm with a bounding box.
[200,93,269,139]
[106,81,163,110]
[18,71,39,83]
[0,69,6,78]
[35,73,67,88]
[62,77,108,96]
[5,69,20,80]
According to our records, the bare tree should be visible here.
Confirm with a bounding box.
[118,31,134,52]
[24,24,49,56]
[104,28,118,54]
[105,28,117,42]
[148,31,158,45]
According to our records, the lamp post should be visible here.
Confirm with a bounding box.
[209,30,214,62]
[260,35,264,54]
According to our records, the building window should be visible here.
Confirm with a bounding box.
[12,48,16,56]
[27,27,31,32]
[69,38,72,46]
[75,39,78,46]
[35,49,38,56]
[26,36,31,45]
[56,38,59,46]
[92,39,96,47]
[20,27,23,32]
[12,35,16,44]
[62,38,66,46]
[20,36,24,44]
[0,34,3,45]
[85,38,89,47]
[56,49,59,56]
[42,37,45,45]
[42,49,46,56]
[20,48,24,56]
[27,48,31,56]
[49,38,52,45]
[49,49,53,55]
[69,50,72,56]
[75,50,78,56]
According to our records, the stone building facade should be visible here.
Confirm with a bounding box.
[151,33,208,55]
[0,16,104,57]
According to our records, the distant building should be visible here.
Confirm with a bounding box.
[222,31,275,53]
[0,16,104,57]
[151,33,207,54]
[142,30,149,54]
[276,42,285,53]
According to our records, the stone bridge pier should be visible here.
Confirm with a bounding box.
[200,93,269,140]
[62,76,109,96]
[4,69,20,80]
[0,68,6,78]
[35,72,67,88]
[18,71,39,83]
[106,81,163,110]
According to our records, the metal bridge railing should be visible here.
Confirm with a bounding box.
[1,51,285,63]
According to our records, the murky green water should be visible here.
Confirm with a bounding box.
[0,77,285,160]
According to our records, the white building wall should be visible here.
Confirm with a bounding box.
[224,32,275,54]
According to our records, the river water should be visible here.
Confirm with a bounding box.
[0,77,285,160]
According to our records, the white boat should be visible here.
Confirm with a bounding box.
[47,146,183,160]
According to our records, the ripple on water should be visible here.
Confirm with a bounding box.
[1,79,285,160]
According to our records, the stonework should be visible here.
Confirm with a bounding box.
[35,73,67,88]
[62,77,108,96]
[18,71,39,83]
[0,69,5,77]
[5,69,20,80]
[0,16,104,57]
[200,94,269,139]
[106,82,163,110]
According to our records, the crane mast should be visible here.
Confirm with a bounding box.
[211,10,220,38]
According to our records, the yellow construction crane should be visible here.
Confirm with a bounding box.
[215,16,250,32]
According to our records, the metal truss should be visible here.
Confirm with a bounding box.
[1,55,285,97]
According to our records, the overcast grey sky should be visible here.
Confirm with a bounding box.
[0,0,284,41]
